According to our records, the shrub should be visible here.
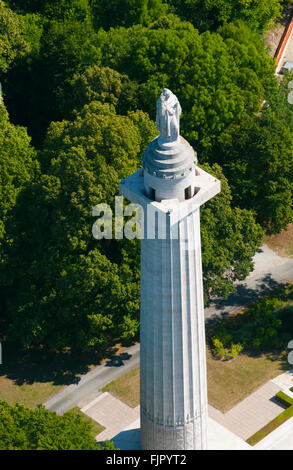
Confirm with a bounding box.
[211,337,243,361]
[227,343,243,360]
[212,337,226,358]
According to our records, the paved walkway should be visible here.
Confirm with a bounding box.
[205,244,293,322]
[272,369,293,399]
[44,343,140,414]
[81,392,250,450]
[81,392,140,442]
[81,370,293,448]
[208,381,283,441]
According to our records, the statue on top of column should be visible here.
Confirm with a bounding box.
[156,88,181,143]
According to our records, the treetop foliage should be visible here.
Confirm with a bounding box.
[0,0,291,353]
[0,104,38,243]
[0,401,98,450]
[0,102,155,349]
[168,0,283,32]
[58,65,139,118]
[95,19,277,154]
[0,0,28,72]
[90,0,168,30]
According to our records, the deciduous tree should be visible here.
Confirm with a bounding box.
[0,401,98,450]
[90,0,168,30]
[167,0,282,32]
[0,0,28,72]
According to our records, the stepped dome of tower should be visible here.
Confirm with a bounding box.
[142,135,197,179]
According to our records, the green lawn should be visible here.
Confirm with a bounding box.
[0,344,106,408]
[0,375,64,409]
[102,367,140,408]
[206,348,287,412]
[100,350,288,413]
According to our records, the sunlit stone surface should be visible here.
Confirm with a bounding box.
[120,90,220,450]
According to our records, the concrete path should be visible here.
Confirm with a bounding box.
[111,413,293,450]
[205,244,293,322]
[82,379,290,449]
[111,415,251,450]
[81,393,250,450]
[44,343,140,414]
[272,369,293,399]
[208,381,284,441]
[81,392,139,442]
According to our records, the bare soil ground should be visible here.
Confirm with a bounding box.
[265,3,293,57]
[263,223,293,258]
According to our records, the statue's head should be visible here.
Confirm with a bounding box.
[162,88,172,100]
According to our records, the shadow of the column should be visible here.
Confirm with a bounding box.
[97,427,141,450]
[113,428,141,450]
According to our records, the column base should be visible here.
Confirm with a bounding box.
[140,412,207,450]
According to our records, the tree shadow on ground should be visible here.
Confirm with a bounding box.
[104,352,132,367]
[206,274,287,327]
[243,350,290,372]
[0,341,134,387]
[277,3,293,27]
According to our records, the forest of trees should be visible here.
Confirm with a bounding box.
[0,0,292,353]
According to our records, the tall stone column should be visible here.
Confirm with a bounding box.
[120,89,220,450]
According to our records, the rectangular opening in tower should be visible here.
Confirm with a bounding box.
[150,187,156,200]
[185,185,192,200]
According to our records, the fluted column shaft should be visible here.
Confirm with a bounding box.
[140,207,208,450]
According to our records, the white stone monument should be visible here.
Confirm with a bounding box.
[119,89,220,450]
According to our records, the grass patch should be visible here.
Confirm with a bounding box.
[206,283,293,412]
[101,286,293,412]
[66,407,105,438]
[263,223,293,258]
[0,375,64,409]
[99,349,287,414]
[102,367,140,408]
[275,390,293,406]
[207,348,287,412]
[246,391,293,446]
[0,341,133,408]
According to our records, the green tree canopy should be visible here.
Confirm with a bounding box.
[0,102,156,350]
[6,0,91,19]
[213,109,293,234]
[58,65,139,118]
[91,18,291,233]
[90,0,168,30]
[0,401,98,450]
[96,19,277,156]
[0,101,264,348]
[0,103,38,248]
[42,0,92,22]
[167,0,282,32]
[3,9,101,145]
[0,0,28,72]
[200,163,264,303]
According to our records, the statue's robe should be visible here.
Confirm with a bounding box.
[156,92,181,140]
